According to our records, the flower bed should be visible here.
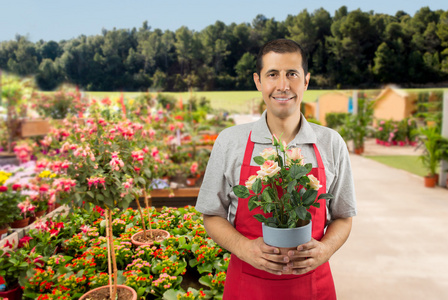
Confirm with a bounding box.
[1,205,227,300]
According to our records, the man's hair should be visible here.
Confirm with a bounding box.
[256,39,308,77]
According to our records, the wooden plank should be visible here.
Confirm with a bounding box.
[21,119,50,137]
[150,187,200,198]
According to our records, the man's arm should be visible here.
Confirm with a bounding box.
[285,217,352,275]
[203,214,289,275]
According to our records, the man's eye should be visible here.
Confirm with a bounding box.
[288,72,298,77]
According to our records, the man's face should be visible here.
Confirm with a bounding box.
[253,51,310,120]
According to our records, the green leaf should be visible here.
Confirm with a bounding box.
[291,165,309,180]
[302,189,318,206]
[287,180,297,194]
[318,193,334,200]
[295,206,307,220]
[87,191,94,199]
[253,156,265,165]
[312,202,320,208]
[144,168,152,178]
[252,178,262,194]
[233,185,250,198]
[253,214,268,223]
[248,196,259,211]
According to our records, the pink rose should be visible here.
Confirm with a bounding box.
[257,160,281,178]
[286,148,304,165]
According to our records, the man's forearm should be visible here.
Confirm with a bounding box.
[321,217,352,260]
[202,214,249,259]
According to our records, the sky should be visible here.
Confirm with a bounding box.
[1,0,447,43]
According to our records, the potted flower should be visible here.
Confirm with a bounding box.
[0,185,23,236]
[233,135,334,249]
[61,118,143,299]
[0,244,27,299]
[10,196,35,229]
[416,126,445,187]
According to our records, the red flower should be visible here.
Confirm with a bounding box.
[0,186,8,192]
[12,184,21,191]
[18,236,33,248]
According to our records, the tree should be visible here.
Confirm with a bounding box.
[234,52,256,89]
[35,58,64,90]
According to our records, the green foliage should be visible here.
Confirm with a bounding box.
[325,112,350,129]
[1,7,448,91]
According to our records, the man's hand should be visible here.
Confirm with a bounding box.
[283,217,353,275]
[238,237,289,275]
[283,238,330,275]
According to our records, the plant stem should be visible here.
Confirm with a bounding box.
[108,209,117,300]
[134,192,147,238]
[143,189,153,239]
[105,211,112,296]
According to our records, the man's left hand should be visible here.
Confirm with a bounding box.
[283,238,330,275]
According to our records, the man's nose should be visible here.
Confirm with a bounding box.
[277,74,290,92]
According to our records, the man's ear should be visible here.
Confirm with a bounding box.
[304,72,311,90]
[253,73,261,91]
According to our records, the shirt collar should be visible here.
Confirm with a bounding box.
[251,110,317,145]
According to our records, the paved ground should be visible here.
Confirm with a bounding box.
[332,147,448,299]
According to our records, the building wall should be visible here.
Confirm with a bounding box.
[317,93,349,126]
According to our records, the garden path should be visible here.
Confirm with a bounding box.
[332,152,448,299]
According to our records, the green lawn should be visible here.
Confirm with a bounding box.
[84,87,448,114]
[364,155,429,177]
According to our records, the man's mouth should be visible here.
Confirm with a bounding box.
[272,96,295,102]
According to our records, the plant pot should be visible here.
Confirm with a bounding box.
[79,285,137,300]
[10,217,30,228]
[185,177,198,187]
[0,226,8,239]
[131,229,170,247]
[424,174,437,188]
[354,146,364,155]
[0,283,23,300]
[262,221,312,248]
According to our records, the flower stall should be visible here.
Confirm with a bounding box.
[0,79,230,299]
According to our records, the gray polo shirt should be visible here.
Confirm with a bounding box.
[195,111,357,226]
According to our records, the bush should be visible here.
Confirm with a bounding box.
[325,112,350,129]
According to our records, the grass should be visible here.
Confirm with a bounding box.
[364,155,429,177]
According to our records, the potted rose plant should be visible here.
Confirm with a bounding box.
[61,118,141,299]
[233,135,334,248]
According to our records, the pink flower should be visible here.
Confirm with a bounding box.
[190,162,198,175]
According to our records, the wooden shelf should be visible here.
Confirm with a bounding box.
[150,187,200,198]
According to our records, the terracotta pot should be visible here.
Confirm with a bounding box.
[354,147,364,155]
[0,283,23,300]
[131,229,170,247]
[424,174,437,188]
[10,217,30,228]
[0,226,8,239]
[79,285,137,300]
[186,177,197,187]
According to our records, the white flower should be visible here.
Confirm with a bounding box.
[308,174,322,191]
[245,175,258,190]
[260,147,277,160]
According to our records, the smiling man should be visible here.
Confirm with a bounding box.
[195,39,357,299]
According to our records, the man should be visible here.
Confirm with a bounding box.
[195,39,356,299]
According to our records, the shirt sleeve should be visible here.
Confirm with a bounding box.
[195,138,233,219]
[327,137,357,222]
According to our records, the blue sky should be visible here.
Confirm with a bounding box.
[1,0,447,42]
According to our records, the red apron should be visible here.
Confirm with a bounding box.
[223,132,336,300]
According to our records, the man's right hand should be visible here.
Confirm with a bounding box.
[239,237,289,275]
